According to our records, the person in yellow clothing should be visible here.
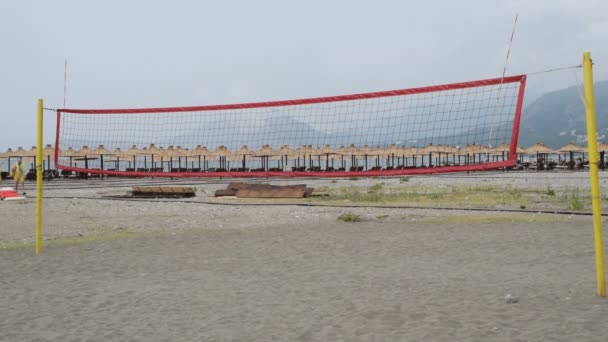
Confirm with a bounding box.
[12,158,27,194]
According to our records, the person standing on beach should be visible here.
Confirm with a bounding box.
[13,158,26,194]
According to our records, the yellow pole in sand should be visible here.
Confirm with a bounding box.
[583,52,605,297]
[36,99,43,254]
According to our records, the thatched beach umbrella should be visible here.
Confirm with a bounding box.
[557,142,585,168]
[173,146,190,170]
[419,144,443,167]
[188,145,210,171]
[490,143,511,162]
[92,145,114,170]
[23,146,38,170]
[318,144,338,170]
[92,144,114,171]
[382,144,398,168]
[12,146,32,158]
[356,145,374,170]
[597,142,608,152]
[144,144,166,170]
[61,147,78,167]
[71,145,95,169]
[296,145,316,170]
[526,143,555,170]
[162,146,180,171]
[391,145,410,168]
[124,145,141,170]
[431,144,456,166]
[8,147,34,172]
[461,144,483,165]
[107,147,128,171]
[276,145,293,171]
[433,144,456,166]
[0,148,13,173]
[336,145,349,169]
[526,143,555,154]
[366,146,385,169]
[228,145,254,170]
[253,144,274,171]
[212,145,231,170]
[77,145,91,156]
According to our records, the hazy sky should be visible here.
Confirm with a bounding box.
[1,0,607,151]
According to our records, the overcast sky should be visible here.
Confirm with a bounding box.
[1,0,607,151]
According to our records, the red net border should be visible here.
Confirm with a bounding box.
[55,74,527,178]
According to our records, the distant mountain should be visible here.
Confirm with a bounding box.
[518,81,608,148]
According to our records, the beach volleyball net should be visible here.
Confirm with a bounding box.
[55,75,526,177]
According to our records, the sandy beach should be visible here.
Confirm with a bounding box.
[1,172,608,341]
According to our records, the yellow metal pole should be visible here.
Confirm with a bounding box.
[583,52,605,297]
[36,99,43,254]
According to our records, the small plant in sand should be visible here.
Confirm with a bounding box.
[376,214,389,220]
[331,179,338,183]
[568,190,584,211]
[520,204,526,209]
[337,213,362,222]
[370,183,384,191]
[399,177,410,183]
[544,186,555,196]
[349,177,360,181]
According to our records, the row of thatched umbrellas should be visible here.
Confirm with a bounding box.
[0,142,604,172]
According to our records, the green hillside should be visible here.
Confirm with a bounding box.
[518,81,608,148]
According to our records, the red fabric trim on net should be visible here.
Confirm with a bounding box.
[57,75,526,114]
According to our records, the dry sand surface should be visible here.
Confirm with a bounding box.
[2,172,608,341]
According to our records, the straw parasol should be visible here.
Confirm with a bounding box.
[335,145,349,169]
[526,143,555,170]
[301,145,318,170]
[557,142,586,168]
[276,145,293,170]
[1,148,14,158]
[462,144,482,155]
[60,147,78,167]
[368,146,388,168]
[42,144,55,158]
[112,147,128,159]
[418,144,443,167]
[76,145,92,157]
[12,146,31,158]
[253,144,274,171]
[106,147,128,171]
[211,145,231,170]
[188,145,210,170]
[383,144,403,168]
[71,145,96,169]
[91,144,112,156]
[13,147,36,169]
[122,145,141,170]
[0,148,14,172]
[492,143,511,154]
[356,145,373,170]
[174,146,190,170]
[556,142,585,153]
[525,143,555,154]
[162,146,179,170]
[597,142,608,152]
[145,143,163,157]
[319,144,338,170]
[91,145,114,171]
[189,145,210,157]
[228,145,254,170]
